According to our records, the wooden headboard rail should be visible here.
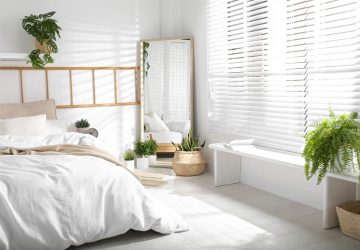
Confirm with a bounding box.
[0,66,140,109]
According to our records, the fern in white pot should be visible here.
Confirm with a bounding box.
[144,137,158,166]
[134,139,149,169]
[123,149,135,171]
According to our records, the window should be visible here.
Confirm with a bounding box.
[207,0,360,153]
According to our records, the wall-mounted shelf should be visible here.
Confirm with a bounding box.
[0,53,28,61]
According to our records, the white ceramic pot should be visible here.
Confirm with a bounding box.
[136,157,149,170]
[124,160,135,171]
[149,155,157,166]
[76,127,90,133]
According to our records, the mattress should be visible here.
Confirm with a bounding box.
[145,131,183,144]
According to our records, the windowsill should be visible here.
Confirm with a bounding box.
[209,143,305,169]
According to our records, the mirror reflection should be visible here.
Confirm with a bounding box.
[142,38,193,154]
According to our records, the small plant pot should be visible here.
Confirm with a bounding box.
[35,40,51,54]
[76,127,90,133]
[172,151,206,176]
[149,155,157,166]
[124,160,135,171]
[136,157,149,170]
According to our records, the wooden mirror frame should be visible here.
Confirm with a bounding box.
[139,36,194,153]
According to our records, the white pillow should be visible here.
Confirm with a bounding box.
[144,112,170,132]
[46,120,70,134]
[0,114,47,136]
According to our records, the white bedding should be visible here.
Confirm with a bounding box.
[0,133,188,250]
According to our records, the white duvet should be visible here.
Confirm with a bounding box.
[0,133,188,250]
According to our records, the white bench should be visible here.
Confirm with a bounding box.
[209,142,360,228]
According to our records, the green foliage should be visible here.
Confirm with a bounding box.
[144,137,158,155]
[28,49,54,69]
[143,42,150,77]
[134,139,146,157]
[123,149,135,161]
[303,110,360,184]
[172,130,205,152]
[22,11,61,69]
[75,119,90,128]
[134,137,158,157]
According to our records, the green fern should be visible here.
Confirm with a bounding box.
[303,110,360,184]
[144,137,158,155]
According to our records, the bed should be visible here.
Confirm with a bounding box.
[0,100,189,250]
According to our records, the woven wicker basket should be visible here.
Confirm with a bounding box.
[172,151,206,176]
[336,201,360,240]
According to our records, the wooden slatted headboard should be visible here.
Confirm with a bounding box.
[0,66,140,109]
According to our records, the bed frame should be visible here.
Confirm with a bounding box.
[0,66,140,109]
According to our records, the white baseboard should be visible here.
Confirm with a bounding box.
[241,172,323,210]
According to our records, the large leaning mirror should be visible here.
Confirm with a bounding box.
[140,37,193,157]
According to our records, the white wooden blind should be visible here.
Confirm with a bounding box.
[208,0,360,153]
[306,0,360,126]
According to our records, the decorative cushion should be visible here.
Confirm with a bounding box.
[0,99,57,120]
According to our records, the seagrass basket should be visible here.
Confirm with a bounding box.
[172,151,206,176]
[336,200,360,240]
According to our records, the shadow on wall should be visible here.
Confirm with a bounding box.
[0,0,143,157]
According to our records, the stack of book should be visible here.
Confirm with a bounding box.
[134,171,168,187]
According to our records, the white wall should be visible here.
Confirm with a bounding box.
[180,0,210,164]
[159,0,182,37]
[180,0,323,210]
[0,0,324,209]
[0,0,162,156]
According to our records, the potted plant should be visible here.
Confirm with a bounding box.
[303,110,360,184]
[134,139,149,169]
[22,11,61,69]
[123,149,135,171]
[171,130,206,176]
[144,137,158,166]
[75,119,90,133]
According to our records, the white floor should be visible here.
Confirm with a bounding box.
[70,171,360,250]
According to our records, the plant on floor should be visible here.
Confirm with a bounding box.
[144,137,158,156]
[172,129,205,152]
[123,149,135,161]
[75,119,90,128]
[22,11,61,69]
[134,139,146,157]
[303,110,360,184]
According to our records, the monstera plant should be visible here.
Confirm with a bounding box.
[303,110,360,184]
[22,11,61,69]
